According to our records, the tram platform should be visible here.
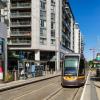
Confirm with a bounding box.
[93,78,100,100]
[0,71,61,92]
[80,70,99,100]
[90,69,100,100]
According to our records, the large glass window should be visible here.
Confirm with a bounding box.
[64,57,79,76]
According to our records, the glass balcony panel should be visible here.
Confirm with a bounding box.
[11,3,31,8]
[11,21,31,27]
[8,40,31,45]
[11,12,31,17]
[11,31,31,36]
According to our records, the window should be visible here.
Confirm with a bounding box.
[51,22,55,29]
[40,1,46,10]
[51,39,55,45]
[51,13,55,21]
[0,38,4,54]
[51,30,55,38]
[40,38,46,45]
[40,10,46,18]
[51,0,55,5]
[40,19,46,27]
[51,5,55,12]
[40,28,46,36]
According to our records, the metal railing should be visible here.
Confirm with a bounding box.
[10,21,31,27]
[11,31,31,36]
[11,12,31,17]
[8,40,31,45]
[11,3,31,8]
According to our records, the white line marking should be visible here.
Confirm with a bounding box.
[80,71,90,100]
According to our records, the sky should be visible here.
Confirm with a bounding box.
[69,0,100,60]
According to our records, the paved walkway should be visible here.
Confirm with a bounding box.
[91,70,100,100]
[0,71,61,91]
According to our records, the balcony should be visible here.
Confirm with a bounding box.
[8,40,31,46]
[10,21,31,27]
[11,12,31,18]
[40,33,47,38]
[62,32,70,42]
[63,6,71,20]
[10,31,31,36]
[11,3,31,9]
[63,20,71,32]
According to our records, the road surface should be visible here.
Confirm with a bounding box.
[0,76,83,100]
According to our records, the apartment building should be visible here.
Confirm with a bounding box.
[80,33,84,55]
[74,23,84,54]
[61,0,75,54]
[7,0,82,71]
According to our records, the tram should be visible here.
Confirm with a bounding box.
[61,53,86,87]
[94,53,100,77]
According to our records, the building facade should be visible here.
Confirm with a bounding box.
[7,0,83,72]
[74,23,82,54]
[0,1,7,80]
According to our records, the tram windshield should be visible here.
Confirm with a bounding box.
[64,57,79,76]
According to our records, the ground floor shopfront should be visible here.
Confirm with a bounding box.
[7,50,62,80]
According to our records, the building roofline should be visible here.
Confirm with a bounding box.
[66,1,75,21]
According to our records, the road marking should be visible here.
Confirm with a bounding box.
[13,83,56,100]
[80,71,90,100]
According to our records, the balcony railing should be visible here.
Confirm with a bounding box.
[10,31,31,36]
[63,20,71,32]
[8,40,31,45]
[40,33,47,38]
[10,21,31,27]
[11,12,31,18]
[11,3,31,8]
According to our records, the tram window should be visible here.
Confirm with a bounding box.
[64,58,78,76]
[78,59,85,75]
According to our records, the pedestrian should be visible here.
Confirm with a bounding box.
[21,69,24,77]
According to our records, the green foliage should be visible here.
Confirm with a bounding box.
[88,60,94,67]
[5,71,14,82]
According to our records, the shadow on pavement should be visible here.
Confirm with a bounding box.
[91,76,100,81]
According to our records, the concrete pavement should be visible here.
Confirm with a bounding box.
[89,70,100,100]
[93,79,100,100]
[80,70,98,100]
[89,69,100,100]
[0,71,61,92]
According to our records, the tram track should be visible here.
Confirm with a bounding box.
[43,87,63,100]
[72,88,80,100]
[45,86,83,100]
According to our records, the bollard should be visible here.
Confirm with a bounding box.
[14,69,17,81]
